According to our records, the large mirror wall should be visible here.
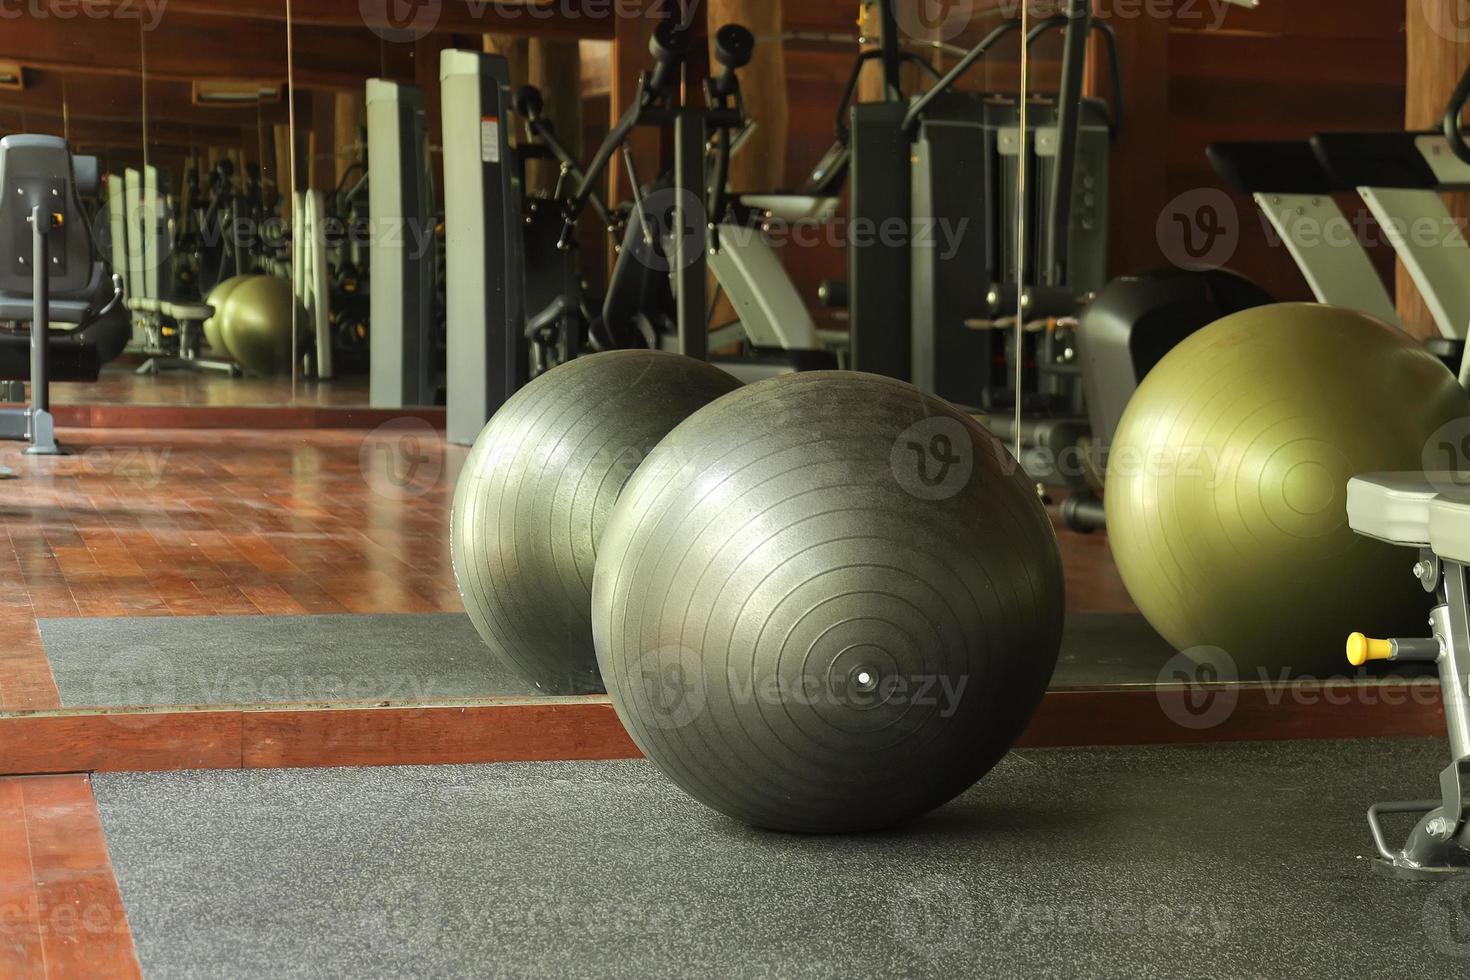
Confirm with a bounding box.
[0,1,1455,734]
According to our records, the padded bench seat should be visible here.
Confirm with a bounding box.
[1430,495,1470,565]
[1349,472,1470,551]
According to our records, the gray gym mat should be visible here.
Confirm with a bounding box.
[30,610,1393,707]
[95,739,1469,980]
[37,612,1171,707]
[1052,612,1175,686]
[37,613,539,707]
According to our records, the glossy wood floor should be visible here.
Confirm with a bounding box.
[1,425,469,713]
[46,362,380,409]
[0,775,140,979]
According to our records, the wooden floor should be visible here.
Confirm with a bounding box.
[0,775,141,979]
[48,362,380,409]
[0,425,468,712]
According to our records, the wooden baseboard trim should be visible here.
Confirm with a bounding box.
[0,683,1447,777]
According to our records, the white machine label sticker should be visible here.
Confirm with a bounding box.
[481,117,501,164]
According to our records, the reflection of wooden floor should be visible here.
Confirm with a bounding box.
[50,361,377,408]
[0,426,469,712]
[0,424,1134,713]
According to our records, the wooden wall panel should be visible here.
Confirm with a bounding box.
[1401,5,1470,338]
[1112,0,1407,297]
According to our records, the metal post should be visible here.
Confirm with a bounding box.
[1440,566,1470,762]
[873,0,903,102]
[27,204,60,455]
[674,109,708,362]
[1045,0,1092,288]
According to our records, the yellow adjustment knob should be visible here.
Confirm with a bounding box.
[1347,633,1394,667]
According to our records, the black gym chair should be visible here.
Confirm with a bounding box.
[0,134,128,454]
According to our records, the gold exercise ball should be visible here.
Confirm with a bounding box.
[217,275,298,376]
[202,274,252,355]
[1105,303,1470,677]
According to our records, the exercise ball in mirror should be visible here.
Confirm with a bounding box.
[451,350,742,696]
[1105,303,1470,676]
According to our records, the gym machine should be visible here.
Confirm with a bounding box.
[1312,133,1470,339]
[1309,129,1470,384]
[0,135,127,455]
[440,47,532,446]
[845,0,1117,401]
[1207,140,1404,328]
[440,7,748,444]
[841,0,1130,515]
[119,166,239,377]
[1346,474,1470,877]
[292,189,335,381]
[840,0,1285,532]
[367,79,440,410]
[1329,56,1470,881]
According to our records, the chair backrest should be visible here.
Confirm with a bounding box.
[0,134,97,298]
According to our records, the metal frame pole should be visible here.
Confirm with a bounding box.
[674,109,708,362]
[27,204,61,455]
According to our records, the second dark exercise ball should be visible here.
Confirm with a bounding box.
[593,372,1066,833]
[451,351,741,695]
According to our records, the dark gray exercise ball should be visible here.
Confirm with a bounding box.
[451,350,742,696]
[592,372,1065,833]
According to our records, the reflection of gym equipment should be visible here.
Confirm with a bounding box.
[184,158,276,295]
[0,135,127,454]
[840,0,1159,529]
[292,190,334,381]
[440,6,843,443]
[1347,474,1470,877]
[115,167,240,377]
[1310,130,1470,381]
[367,79,442,409]
[440,47,529,445]
[844,1,1117,395]
[440,10,744,444]
[1207,141,1403,327]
